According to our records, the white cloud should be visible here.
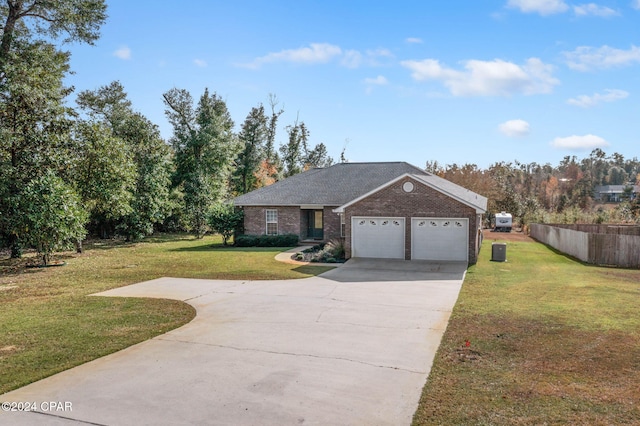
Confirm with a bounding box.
[363,75,389,94]
[113,46,131,60]
[239,43,392,69]
[401,57,558,97]
[632,0,640,10]
[499,119,531,137]
[364,75,389,85]
[406,37,423,44]
[573,3,619,17]
[506,0,569,15]
[564,45,640,71]
[567,89,629,107]
[551,134,610,150]
[341,50,363,68]
[194,59,207,67]
[240,43,342,69]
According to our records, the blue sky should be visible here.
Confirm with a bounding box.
[64,0,640,168]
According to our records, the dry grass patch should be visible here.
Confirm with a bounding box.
[414,237,640,425]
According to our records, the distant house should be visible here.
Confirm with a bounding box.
[594,185,639,202]
[233,162,487,264]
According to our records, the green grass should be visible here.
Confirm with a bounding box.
[413,238,640,425]
[0,234,331,395]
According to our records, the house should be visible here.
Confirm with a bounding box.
[594,185,639,202]
[233,162,488,264]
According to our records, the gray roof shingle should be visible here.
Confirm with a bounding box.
[233,161,487,212]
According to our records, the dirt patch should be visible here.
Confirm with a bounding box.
[484,229,533,242]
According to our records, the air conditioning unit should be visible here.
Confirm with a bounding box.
[491,243,507,262]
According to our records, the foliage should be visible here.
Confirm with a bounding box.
[232,104,268,195]
[163,88,241,238]
[280,120,308,177]
[72,121,136,237]
[17,171,88,265]
[0,0,107,74]
[208,203,244,245]
[280,119,334,177]
[299,238,346,263]
[0,39,76,256]
[305,142,334,169]
[77,81,173,241]
[234,234,299,247]
[432,149,640,226]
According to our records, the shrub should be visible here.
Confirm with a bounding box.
[234,234,299,247]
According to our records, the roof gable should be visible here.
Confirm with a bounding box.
[332,173,488,214]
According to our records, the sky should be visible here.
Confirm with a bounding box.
[63,0,640,169]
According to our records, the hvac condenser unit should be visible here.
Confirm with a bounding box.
[491,243,507,262]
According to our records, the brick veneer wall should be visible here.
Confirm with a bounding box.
[242,205,343,242]
[242,206,301,236]
[323,206,342,241]
[344,176,481,264]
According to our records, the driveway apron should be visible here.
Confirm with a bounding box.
[1,259,467,426]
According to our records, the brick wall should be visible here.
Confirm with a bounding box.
[323,206,342,241]
[344,177,480,264]
[242,206,342,242]
[242,206,301,236]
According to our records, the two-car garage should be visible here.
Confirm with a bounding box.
[351,216,469,262]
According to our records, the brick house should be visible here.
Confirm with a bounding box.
[233,162,487,264]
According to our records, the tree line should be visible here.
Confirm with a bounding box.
[0,0,333,263]
[427,149,640,228]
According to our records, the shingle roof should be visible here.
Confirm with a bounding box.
[233,162,426,206]
[233,161,487,213]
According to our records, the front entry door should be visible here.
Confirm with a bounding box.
[307,210,324,240]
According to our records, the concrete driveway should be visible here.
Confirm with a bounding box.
[1,259,467,426]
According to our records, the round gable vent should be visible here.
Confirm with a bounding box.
[402,181,414,193]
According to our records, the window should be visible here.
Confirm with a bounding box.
[340,213,345,237]
[266,209,278,235]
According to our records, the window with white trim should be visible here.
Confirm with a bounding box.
[266,209,278,235]
[340,213,345,237]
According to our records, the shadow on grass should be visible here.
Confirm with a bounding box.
[169,245,296,253]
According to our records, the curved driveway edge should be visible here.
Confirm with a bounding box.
[1,259,467,426]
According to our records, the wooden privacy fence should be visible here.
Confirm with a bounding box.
[529,223,640,268]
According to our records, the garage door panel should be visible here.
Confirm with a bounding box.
[352,217,404,259]
[411,218,468,261]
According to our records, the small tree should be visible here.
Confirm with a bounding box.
[19,171,88,265]
[208,203,243,246]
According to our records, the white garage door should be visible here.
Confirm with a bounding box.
[352,217,405,259]
[411,218,468,262]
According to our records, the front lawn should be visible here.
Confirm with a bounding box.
[0,234,331,395]
[413,238,640,425]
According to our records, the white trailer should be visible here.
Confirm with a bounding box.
[494,212,512,232]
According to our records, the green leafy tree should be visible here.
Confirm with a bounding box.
[280,120,308,177]
[72,121,136,238]
[18,171,88,265]
[0,40,75,257]
[0,0,106,256]
[208,203,244,245]
[0,0,107,75]
[305,142,334,169]
[163,87,241,238]
[232,104,267,195]
[77,81,172,241]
